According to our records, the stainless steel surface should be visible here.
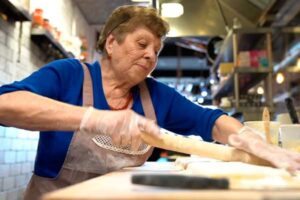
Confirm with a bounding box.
[158,0,262,37]
[71,0,295,37]
[72,0,134,26]
[272,0,300,27]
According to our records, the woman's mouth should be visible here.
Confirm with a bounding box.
[136,63,148,71]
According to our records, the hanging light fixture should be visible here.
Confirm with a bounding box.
[161,3,184,18]
[131,0,150,2]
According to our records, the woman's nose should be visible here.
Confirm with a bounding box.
[144,48,156,61]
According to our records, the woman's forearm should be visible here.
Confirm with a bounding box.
[0,91,87,131]
[212,115,243,144]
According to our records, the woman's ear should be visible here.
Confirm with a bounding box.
[105,34,115,57]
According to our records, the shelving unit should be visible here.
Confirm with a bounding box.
[0,0,31,22]
[273,27,300,73]
[271,27,300,107]
[212,28,274,120]
[274,48,300,73]
[31,28,74,59]
[213,67,272,100]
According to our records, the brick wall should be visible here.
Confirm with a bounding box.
[0,14,44,200]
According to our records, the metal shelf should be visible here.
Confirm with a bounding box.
[31,28,74,59]
[213,67,272,100]
[211,29,233,73]
[0,0,31,22]
[274,47,300,73]
[211,28,272,73]
[273,85,300,103]
[223,106,273,114]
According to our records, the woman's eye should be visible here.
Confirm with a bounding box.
[138,42,147,48]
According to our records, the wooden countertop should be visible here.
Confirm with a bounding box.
[42,161,300,200]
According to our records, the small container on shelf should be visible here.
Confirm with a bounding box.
[42,18,52,32]
[32,8,43,28]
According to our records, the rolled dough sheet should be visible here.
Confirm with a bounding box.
[175,157,300,189]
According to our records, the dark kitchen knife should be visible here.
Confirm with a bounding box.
[285,97,299,124]
[131,174,229,189]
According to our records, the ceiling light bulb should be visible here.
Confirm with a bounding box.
[131,0,149,2]
[201,90,208,97]
[257,86,264,95]
[161,3,184,18]
[197,97,204,104]
[276,72,285,84]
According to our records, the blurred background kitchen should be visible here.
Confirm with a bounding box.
[0,0,299,199]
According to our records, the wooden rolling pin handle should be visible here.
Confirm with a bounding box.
[141,129,272,167]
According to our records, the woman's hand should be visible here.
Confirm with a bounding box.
[228,126,300,174]
[80,107,160,151]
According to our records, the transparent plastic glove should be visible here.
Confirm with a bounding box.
[80,107,160,151]
[228,126,300,174]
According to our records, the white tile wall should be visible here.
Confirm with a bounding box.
[0,1,94,199]
[0,14,41,200]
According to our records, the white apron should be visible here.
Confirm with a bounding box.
[23,62,156,200]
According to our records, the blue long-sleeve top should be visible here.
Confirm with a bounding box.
[0,58,225,178]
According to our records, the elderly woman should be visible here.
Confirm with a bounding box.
[0,5,299,200]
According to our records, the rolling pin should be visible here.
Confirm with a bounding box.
[141,128,271,167]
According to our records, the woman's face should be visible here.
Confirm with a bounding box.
[107,26,162,84]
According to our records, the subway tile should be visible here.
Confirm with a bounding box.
[15,175,25,188]
[2,176,15,191]
[16,152,26,163]
[22,141,31,151]
[0,57,5,71]
[15,70,29,81]
[17,130,30,139]
[11,140,24,151]
[0,138,12,151]
[21,163,31,174]
[18,187,26,200]
[28,131,39,140]
[27,162,33,173]
[0,151,4,163]
[0,71,10,85]
[4,151,16,164]
[29,140,38,151]
[5,61,15,75]
[26,151,36,162]
[0,30,5,45]
[24,174,31,185]
[4,128,19,139]
[6,37,18,50]
[18,174,27,187]
[9,163,21,176]
[0,165,9,178]
[0,191,6,200]
[0,127,5,137]
[0,44,6,58]
[6,48,14,62]
[0,178,2,192]
[6,189,18,200]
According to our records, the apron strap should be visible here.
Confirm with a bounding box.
[80,62,94,107]
[138,81,157,122]
[80,61,156,121]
